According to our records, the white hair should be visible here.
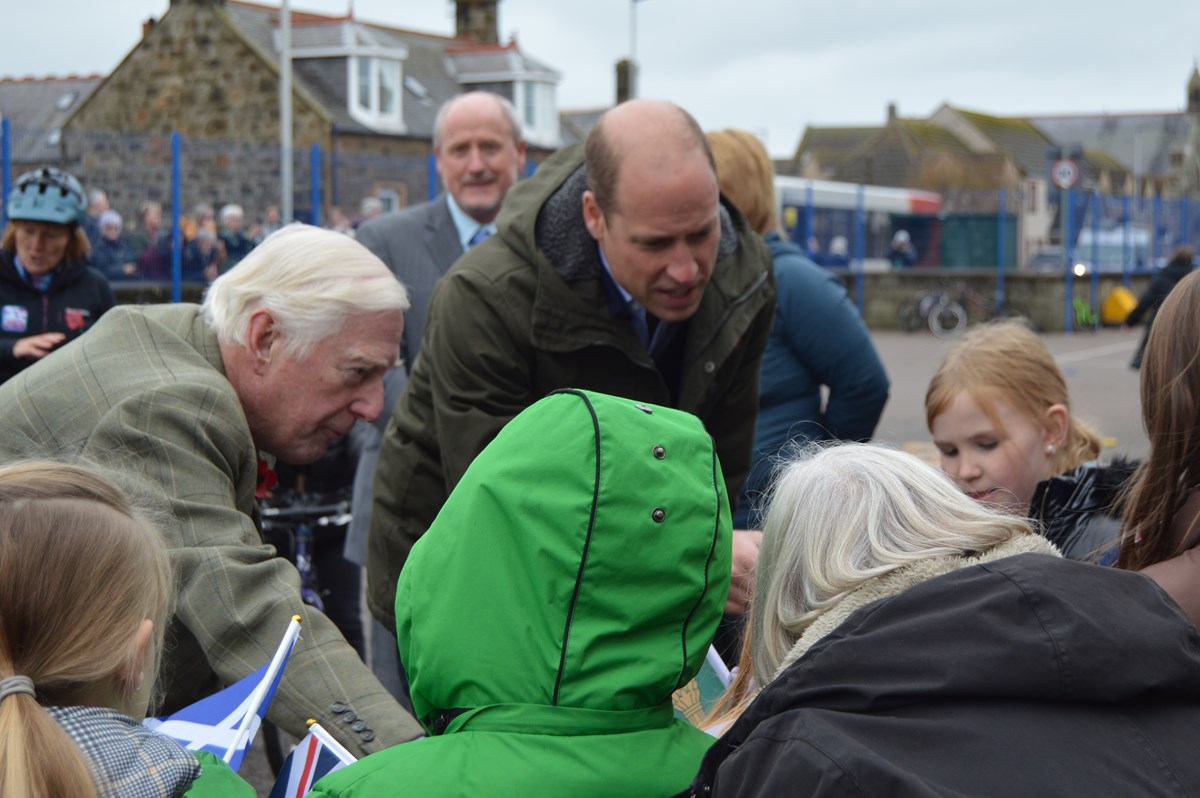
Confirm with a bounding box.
[218,204,244,225]
[750,443,1033,687]
[203,223,409,359]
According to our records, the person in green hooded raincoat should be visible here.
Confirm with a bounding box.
[311,389,732,797]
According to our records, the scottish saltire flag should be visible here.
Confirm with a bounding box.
[268,721,357,798]
[146,616,302,771]
[672,644,733,728]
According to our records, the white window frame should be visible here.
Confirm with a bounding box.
[514,79,558,148]
[349,55,404,132]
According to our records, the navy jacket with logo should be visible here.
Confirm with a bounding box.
[0,249,115,384]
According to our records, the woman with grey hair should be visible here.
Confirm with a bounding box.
[685,443,1200,797]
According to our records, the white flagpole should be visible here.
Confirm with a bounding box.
[223,615,303,763]
[306,719,358,765]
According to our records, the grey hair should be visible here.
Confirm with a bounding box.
[750,443,1033,687]
[432,91,524,150]
[202,223,409,360]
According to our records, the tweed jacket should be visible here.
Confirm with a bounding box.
[355,195,463,373]
[367,143,776,629]
[0,304,422,756]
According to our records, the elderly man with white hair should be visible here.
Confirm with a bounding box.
[0,224,423,756]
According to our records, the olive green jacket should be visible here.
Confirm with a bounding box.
[368,143,775,628]
[314,390,731,797]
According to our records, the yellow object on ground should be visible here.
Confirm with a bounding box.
[1102,286,1138,325]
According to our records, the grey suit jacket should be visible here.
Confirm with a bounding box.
[0,304,422,756]
[356,196,463,371]
[347,197,463,565]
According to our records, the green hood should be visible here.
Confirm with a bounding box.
[396,389,731,733]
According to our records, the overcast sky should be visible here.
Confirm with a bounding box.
[4,0,1198,156]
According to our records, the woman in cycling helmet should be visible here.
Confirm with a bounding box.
[1,167,114,384]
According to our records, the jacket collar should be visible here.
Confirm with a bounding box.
[775,533,1061,679]
[47,705,200,796]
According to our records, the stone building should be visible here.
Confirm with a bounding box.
[59,0,559,224]
[0,75,101,179]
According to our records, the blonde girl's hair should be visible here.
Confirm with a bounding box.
[925,320,1101,471]
[1120,270,1200,570]
[0,462,173,798]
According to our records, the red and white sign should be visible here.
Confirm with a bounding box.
[1051,158,1080,190]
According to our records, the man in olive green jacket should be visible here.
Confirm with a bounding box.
[369,100,775,632]
[315,389,731,797]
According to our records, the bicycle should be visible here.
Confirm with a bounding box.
[897,284,958,334]
[898,280,1032,338]
[940,282,1036,335]
[258,494,354,775]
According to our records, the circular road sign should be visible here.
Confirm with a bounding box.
[1051,158,1080,190]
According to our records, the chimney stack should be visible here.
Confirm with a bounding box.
[455,0,499,45]
[616,59,637,105]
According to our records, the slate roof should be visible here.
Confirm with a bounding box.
[447,41,559,83]
[558,107,606,146]
[789,125,880,177]
[953,108,1054,177]
[1030,112,1189,179]
[0,75,101,164]
[833,119,976,187]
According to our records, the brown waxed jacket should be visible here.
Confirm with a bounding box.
[367,143,776,630]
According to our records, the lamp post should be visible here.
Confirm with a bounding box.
[280,0,293,222]
[629,0,647,98]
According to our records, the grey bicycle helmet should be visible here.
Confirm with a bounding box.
[7,167,87,227]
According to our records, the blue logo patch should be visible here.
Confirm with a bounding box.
[1,305,28,333]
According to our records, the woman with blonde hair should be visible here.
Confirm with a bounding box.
[704,130,888,520]
[926,320,1132,560]
[704,128,889,665]
[0,461,251,797]
[686,443,1200,796]
[1119,269,1200,627]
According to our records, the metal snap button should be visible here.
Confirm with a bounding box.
[653,445,665,459]
[652,507,666,523]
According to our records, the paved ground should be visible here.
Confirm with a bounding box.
[870,326,1146,464]
[236,325,1147,794]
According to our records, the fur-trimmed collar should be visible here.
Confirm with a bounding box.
[774,533,1062,679]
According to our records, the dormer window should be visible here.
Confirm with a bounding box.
[351,56,402,129]
[516,80,556,147]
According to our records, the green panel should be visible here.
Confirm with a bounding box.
[939,214,1018,270]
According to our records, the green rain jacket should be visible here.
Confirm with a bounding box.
[312,389,732,797]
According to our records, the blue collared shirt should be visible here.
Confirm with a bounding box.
[597,247,677,355]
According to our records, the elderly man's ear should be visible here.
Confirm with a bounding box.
[246,309,279,373]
